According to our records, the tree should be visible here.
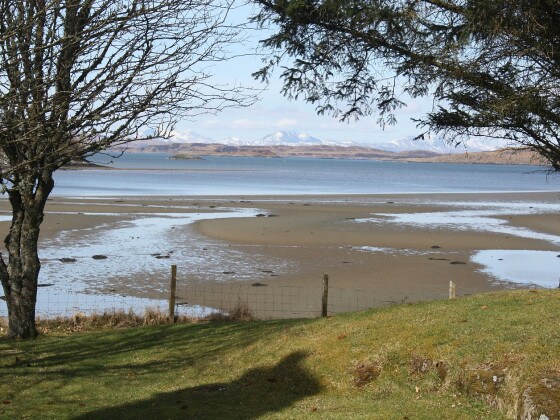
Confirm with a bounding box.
[252,0,560,170]
[0,0,252,338]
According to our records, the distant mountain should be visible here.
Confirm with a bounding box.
[165,130,214,144]
[128,129,506,155]
[375,135,502,154]
[400,147,547,166]
[168,143,436,160]
[133,130,214,147]
[219,136,245,146]
[132,130,329,147]
[246,131,325,146]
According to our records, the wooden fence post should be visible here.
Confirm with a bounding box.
[449,280,456,300]
[169,265,177,323]
[322,273,329,317]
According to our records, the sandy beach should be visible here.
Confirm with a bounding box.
[0,191,558,317]
[193,192,560,293]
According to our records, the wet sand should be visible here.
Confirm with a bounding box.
[0,192,558,317]
[193,192,560,295]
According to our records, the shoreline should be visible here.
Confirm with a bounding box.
[16,189,560,200]
[0,192,559,317]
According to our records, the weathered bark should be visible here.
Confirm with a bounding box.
[0,171,54,338]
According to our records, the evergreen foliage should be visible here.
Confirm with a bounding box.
[254,0,560,169]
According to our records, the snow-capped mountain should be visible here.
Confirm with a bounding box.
[245,131,325,146]
[132,128,506,154]
[166,130,214,144]
[134,130,214,146]
[375,135,503,154]
[219,136,245,146]
[133,130,333,148]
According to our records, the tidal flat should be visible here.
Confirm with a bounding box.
[0,191,558,317]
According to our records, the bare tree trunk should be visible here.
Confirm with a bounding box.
[0,0,252,339]
[0,172,53,339]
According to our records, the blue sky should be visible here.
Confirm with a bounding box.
[173,3,434,145]
[177,49,431,145]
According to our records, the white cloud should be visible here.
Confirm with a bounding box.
[226,117,300,130]
[199,119,221,128]
[231,118,262,129]
[273,118,298,128]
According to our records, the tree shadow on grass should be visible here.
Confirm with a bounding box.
[76,351,321,419]
[1,320,318,410]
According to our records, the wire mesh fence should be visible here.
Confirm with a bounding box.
[176,283,323,319]
[32,293,169,318]
[0,271,488,321]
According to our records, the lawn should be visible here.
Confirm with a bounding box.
[1,289,559,419]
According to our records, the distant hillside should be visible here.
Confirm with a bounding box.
[164,143,440,160]
[402,147,548,166]
[115,141,550,167]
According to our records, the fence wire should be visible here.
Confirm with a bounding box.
[0,278,487,320]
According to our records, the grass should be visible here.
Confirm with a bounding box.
[0,289,559,419]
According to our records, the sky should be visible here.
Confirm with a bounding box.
[172,3,432,146]
[178,70,432,145]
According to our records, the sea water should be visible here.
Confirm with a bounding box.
[53,153,560,196]
[354,200,560,287]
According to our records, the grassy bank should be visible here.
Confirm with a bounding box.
[1,289,559,419]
